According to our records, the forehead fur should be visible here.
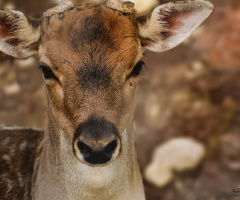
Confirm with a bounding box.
[40,3,139,70]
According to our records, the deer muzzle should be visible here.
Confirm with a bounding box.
[73,117,121,165]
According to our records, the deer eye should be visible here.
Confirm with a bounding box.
[127,60,144,79]
[39,64,57,80]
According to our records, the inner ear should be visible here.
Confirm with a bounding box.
[137,0,214,53]
[0,10,41,58]
[0,11,19,42]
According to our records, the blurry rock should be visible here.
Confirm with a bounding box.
[145,138,206,187]
[3,83,21,96]
[145,164,173,188]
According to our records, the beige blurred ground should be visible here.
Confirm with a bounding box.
[0,0,240,200]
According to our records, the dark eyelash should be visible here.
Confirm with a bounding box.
[127,60,145,79]
[39,64,58,80]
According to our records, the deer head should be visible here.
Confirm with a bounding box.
[0,0,213,167]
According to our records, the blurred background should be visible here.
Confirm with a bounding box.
[0,0,240,199]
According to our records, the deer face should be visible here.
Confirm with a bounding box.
[0,0,213,165]
[39,4,142,165]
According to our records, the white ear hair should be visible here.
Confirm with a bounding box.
[138,0,214,52]
[0,10,41,58]
[11,10,40,47]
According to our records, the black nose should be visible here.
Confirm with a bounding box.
[78,139,117,164]
[73,117,121,165]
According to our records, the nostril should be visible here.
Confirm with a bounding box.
[76,139,119,165]
[104,140,117,157]
[78,141,92,158]
[74,118,121,164]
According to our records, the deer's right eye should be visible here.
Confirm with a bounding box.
[39,65,57,80]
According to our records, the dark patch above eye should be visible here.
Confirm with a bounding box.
[127,60,144,80]
[39,64,58,80]
[76,61,112,91]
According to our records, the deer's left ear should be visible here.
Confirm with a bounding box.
[137,0,214,52]
[0,10,41,58]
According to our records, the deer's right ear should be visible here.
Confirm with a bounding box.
[137,0,214,53]
[0,10,41,58]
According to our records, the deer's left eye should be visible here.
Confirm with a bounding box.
[127,61,144,79]
[39,64,57,80]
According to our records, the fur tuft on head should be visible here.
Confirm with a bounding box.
[43,1,74,18]
[106,0,137,14]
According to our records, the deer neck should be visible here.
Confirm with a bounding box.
[33,114,145,200]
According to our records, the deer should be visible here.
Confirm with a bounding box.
[0,0,213,199]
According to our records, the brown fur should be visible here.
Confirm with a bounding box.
[0,128,43,200]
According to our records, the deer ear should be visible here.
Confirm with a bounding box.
[0,10,41,58]
[137,0,214,52]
